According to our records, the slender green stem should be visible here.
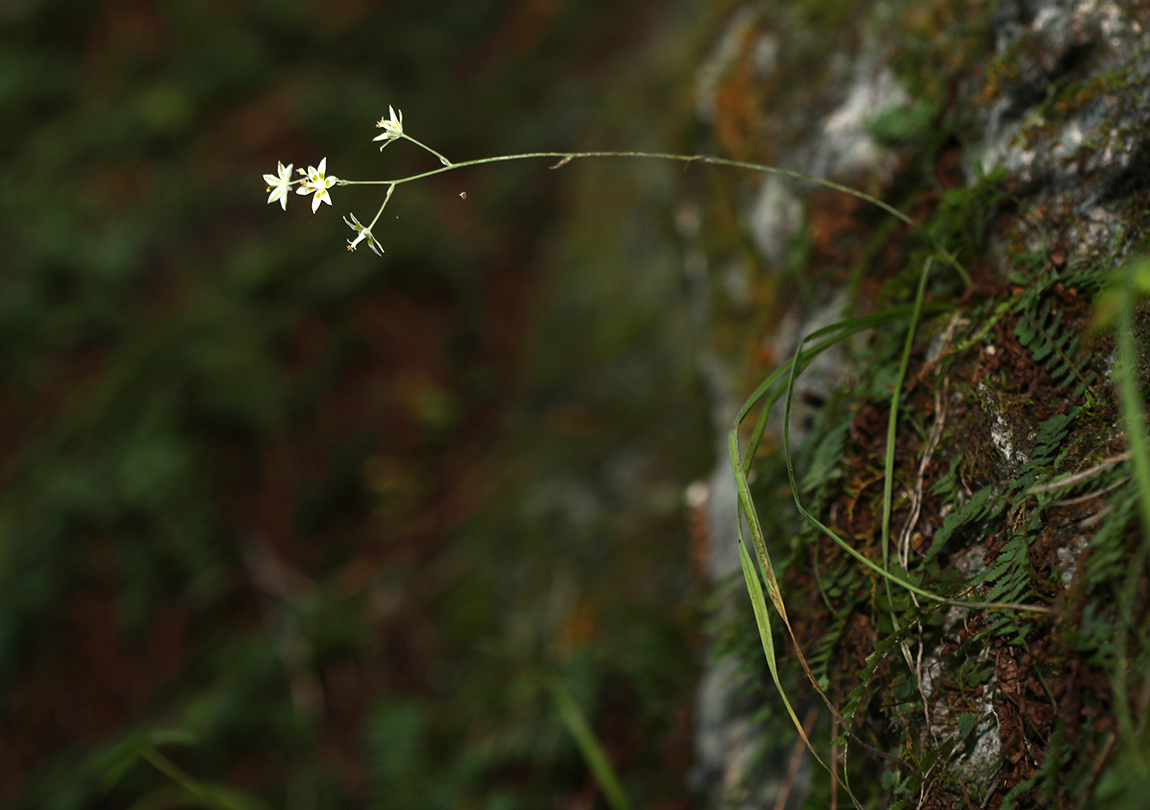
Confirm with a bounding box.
[338,151,906,217]
[335,150,968,280]
[367,183,396,230]
[401,133,452,166]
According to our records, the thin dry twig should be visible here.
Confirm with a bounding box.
[1074,732,1117,810]
[1029,453,1132,495]
[774,707,820,810]
[895,381,949,738]
[1051,476,1131,507]
[898,380,949,571]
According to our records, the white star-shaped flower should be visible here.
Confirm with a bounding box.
[262,161,293,211]
[373,106,403,150]
[295,157,338,213]
[344,213,384,256]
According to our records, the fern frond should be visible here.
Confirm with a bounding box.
[1014,296,1097,397]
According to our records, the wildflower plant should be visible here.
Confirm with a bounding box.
[259,106,948,266]
[256,107,1130,809]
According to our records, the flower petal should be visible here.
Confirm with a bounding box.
[268,186,288,209]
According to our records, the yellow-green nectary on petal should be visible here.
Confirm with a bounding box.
[295,158,338,213]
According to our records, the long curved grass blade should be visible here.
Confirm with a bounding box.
[93,729,200,794]
[726,291,1054,787]
[737,538,830,770]
[732,303,967,605]
[729,434,862,809]
[738,304,950,474]
[728,430,840,706]
[735,304,943,430]
[727,307,954,730]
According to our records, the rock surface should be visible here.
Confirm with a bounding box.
[689,0,1150,807]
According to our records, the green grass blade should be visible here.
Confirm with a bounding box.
[546,676,633,810]
[726,304,959,731]
[141,747,265,810]
[738,304,950,475]
[737,537,832,769]
[883,258,934,580]
[1116,259,1150,550]
[728,433,864,808]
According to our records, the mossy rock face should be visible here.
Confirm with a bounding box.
[694,1,1150,807]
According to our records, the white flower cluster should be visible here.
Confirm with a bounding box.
[298,158,338,212]
[262,106,412,255]
[261,157,338,214]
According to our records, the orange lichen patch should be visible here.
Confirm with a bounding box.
[976,56,1023,107]
[713,26,777,165]
[685,481,712,584]
[806,188,873,278]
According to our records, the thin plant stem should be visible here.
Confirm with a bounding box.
[367,183,396,230]
[401,133,452,166]
[335,150,970,285]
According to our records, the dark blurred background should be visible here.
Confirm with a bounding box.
[0,0,723,807]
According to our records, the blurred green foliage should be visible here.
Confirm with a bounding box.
[0,0,717,807]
